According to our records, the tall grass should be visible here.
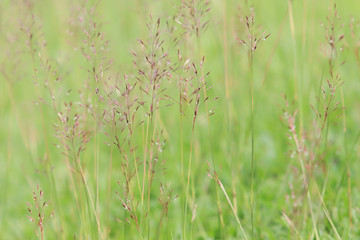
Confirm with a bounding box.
[1,0,360,239]
[237,13,270,239]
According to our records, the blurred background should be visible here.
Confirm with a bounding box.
[1,0,360,239]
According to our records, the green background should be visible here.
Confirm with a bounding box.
[1,0,360,239]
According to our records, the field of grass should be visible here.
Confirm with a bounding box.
[1,0,360,239]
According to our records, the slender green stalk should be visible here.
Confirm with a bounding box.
[180,90,184,180]
[183,128,195,239]
[196,19,224,237]
[313,183,342,240]
[340,86,351,228]
[78,163,103,240]
[221,0,230,229]
[217,177,248,240]
[287,115,320,239]
[131,134,142,198]
[282,212,304,240]
[105,132,113,239]
[178,62,186,240]
[95,125,100,229]
[142,109,151,206]
[249,49,255,240]
[146,110,159,239]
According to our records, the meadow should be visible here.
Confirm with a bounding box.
[1,0,360,239]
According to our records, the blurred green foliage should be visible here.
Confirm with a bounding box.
[1,0,360,239]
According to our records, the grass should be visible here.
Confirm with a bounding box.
[1,0,360,239]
